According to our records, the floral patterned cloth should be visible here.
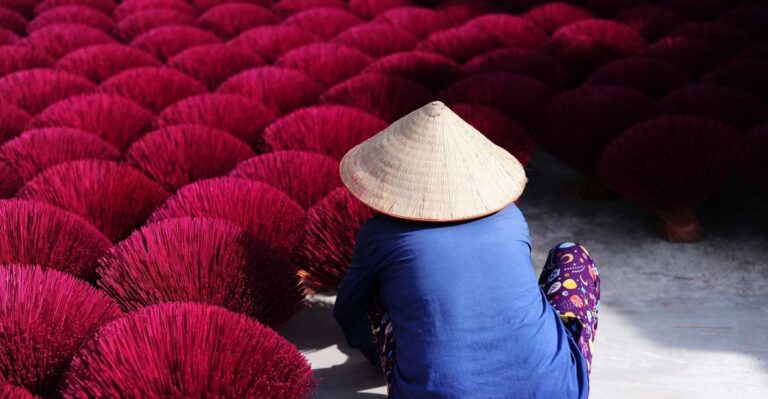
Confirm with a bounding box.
[538,242,600,373]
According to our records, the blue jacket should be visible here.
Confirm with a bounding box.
[334,204,589,399]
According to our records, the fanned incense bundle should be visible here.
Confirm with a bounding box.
[55,44,161,83]
[229,25,321,63]
[150,177,306,259]
[440,71,556,133]
[34,0,116,16]
[662,0,727,21]
[230,150,342,209]
[0,265,121,396]
[435,0,500,25]
[0,46,53,78]
[275,43,372,88]
[584,0,645,17]
[112,9,199,41]
[540,85,656,176]
[550,19,648,78]
[0,162,20,198]
[615,5,687,41]
[0,69,94,115]
[271,0,344,17]
[704,59,768,100]
[522,2,593,34]
[0,29,19,45]
[98,217,305,326]
[332,22,418,58]
[113,0,195,21]
[640,36,728,77]
[217,67,324,115]
[669,21,754,53]
[0,200,111,278]
[27,6,114,32]
[585,57,691,98]
[167,44,263,89]
[0,382,36,399]
[348,0,408,19]
[599,116,743,242]
[0,0,35,18]
[417,26,504,63]
[463,14,548,49]
[17,160,170,242]
[98,67,206,113]
[0,7,26,34]
[29,94,155,151]
[199,3,278,39]
[321,73,433,122]
[373,6,452,38]
[20,23,115,59]
[263,105,387,159]
[658,83,768,130]
[195,0,271,12]
[61,303,315,399]
[0,102,30,144]
[130,25,221,61]
[451,103,536,165]
[297,187,374,292]
[0,128,120,183]
[158,93,276,149]
[125,125,254,191]
[463,47,569,88]
[364,51,462,92]
[282,8,362,40]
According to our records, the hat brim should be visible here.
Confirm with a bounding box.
[338,101,527,222]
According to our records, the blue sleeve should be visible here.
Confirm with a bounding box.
[333,226,378,365]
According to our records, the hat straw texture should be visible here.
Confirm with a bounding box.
[340,101,526,222]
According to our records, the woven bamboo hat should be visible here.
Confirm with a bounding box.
[339,101,527,222]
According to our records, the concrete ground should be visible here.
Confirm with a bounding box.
[279,149,768,398]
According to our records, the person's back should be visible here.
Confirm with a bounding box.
[336,204,588,398]
[333,101,598,399]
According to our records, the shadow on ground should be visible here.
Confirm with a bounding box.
[279,300,387,398]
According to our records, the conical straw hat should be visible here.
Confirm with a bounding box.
[340,101,527,222]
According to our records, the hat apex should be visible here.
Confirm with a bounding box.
[340,101,527,222]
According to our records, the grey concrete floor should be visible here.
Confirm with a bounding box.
[279,149,768,398]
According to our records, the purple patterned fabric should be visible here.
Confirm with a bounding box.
[538,242,600,372]
[369,295,395,394]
